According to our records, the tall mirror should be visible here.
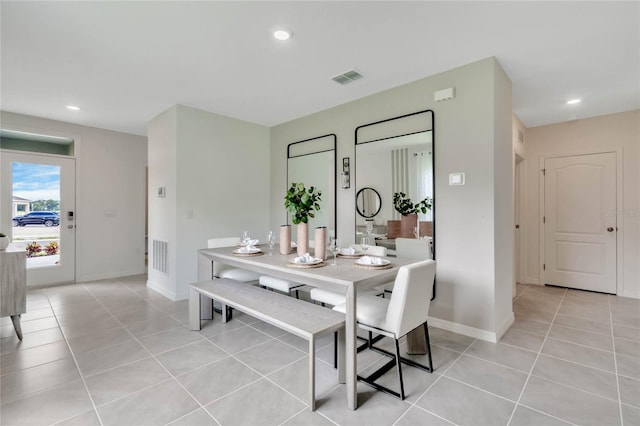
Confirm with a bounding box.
[355,110,435,259]
[287,134,336,240]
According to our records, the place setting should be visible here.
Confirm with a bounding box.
[233,231,264,256]
[287,252,326,268]
[353,255,392,270]
[336,247,363,259]
[352,236,392,269]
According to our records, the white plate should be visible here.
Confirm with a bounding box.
[356,257,390,266]
[289,257,323,265]
[340,249,363,256]
[234,247,262,254]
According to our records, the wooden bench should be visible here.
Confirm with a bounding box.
[189,279,345,411]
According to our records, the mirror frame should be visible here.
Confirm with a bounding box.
[354,109,435,260]
[287,133,337,236]
[355,187,382,218]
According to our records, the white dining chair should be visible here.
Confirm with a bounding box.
[309,244,386,306]
[259,275,306,298]
[333,259,436,400]
[377,237,432,296]
[207,237,261,284]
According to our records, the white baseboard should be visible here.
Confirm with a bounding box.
[525,276,539,285]
[427,316,499,343]
[496,312,515,341]
[146,279,178,301]
[76,268,146,283]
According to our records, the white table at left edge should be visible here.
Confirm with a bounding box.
[198,245,413,410]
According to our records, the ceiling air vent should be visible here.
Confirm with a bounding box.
[332,70,364,85]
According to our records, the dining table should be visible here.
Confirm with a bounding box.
[197,244,417,410]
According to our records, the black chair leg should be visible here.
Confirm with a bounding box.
[424,322,433,372]
[394,338,405,400]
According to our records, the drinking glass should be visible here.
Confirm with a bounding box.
[361,236,370,256]
[330,239,340,266]
[241,230,250,246]
[365,221,373,236]
[266,231,276,255]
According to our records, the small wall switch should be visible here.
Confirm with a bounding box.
[435,87,455,102]
[449,173,465,185]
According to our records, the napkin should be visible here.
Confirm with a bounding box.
[341,247,356,255]
[359,256,384,265]
[294,253,317,264]
[239,240,260,252]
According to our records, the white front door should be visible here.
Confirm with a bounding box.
[544,152,617,293]
[1,151,76,285]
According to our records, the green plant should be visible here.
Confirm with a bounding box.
[284,182,322,225]
[45,241,59,255]
[26,241,42,257]
[392,192,432,215]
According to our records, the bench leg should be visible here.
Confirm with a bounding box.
[221,303,230,323]
[309,337,316,411]
[189,288,203,331]
[337,327,346,384]
[200,295,213,321]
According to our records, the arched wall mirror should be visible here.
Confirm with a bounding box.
[356,187,381,218]
[287,134,336,240]
[354,110,435,260]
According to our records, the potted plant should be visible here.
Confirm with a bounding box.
[284,182,322,255]
[392,192,432,238]
[0,233,9,250]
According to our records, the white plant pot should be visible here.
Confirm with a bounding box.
[0,236,10,250]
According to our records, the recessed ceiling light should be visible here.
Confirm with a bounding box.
[273,28,292,41]
[66,105,80,111]
[567,99,581,105]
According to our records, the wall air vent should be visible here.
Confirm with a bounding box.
[332,70,364,85]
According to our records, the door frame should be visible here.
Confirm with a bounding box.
[538,148,623,293]
[1,150,77,285]
[514,153,525,294]
[0,120,82,286]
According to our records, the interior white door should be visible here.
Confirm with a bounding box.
[1,151,76,285]
[544,152,616,293]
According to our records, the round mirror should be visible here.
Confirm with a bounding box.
[356,187,381,218]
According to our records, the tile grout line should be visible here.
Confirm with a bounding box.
[392,338,479,426]
[47,285,106,426]
[88,280,353,421]
[505,287,568,426]
[84,284,223,426]
[609,295,624,426]
[108,280,340,422]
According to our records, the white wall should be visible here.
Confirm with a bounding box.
[269,58,514,341]
[0,111,147,282]
[147,106,178,298]
[147,105,270,300]
[523,110,640,298]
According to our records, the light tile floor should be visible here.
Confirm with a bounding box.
[1,277,639,425]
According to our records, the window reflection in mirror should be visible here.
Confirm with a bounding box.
[355,110,434,258]
[287,134,336,241]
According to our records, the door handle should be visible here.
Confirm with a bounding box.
[68,225,74,229]
[607,227,614,232]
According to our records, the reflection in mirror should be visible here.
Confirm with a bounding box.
[355,110,434,260]
[287,134,336,241]
[356,187,381,218]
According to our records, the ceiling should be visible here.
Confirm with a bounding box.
[1,1,638,137]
